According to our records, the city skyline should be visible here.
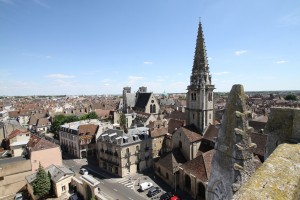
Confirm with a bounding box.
[1,0,300,96]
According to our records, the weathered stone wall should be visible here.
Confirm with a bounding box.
[206,85,256,200]
[265,108,300,159]
[233,143,300,200]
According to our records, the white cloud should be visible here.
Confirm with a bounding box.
[143,61,153,65]
[212,71,230,75]
[279,10,300,26]
[207,57,212,60]
[32,0,49,8]
[127,76,144,86]
[235,50,247,56]
[0,0,15,5]
[101,79,111,83]
[47,74,75,79]
[274,60,287,64]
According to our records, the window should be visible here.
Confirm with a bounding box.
[26,134,29,136]
[191,93,196,101]
[208,93,212,101]
[62,185,66,191]
[0,177,4,181]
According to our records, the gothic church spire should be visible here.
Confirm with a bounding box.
[189,21,211,88]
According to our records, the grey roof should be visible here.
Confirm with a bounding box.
[98,127,149,146]
[26,164,74,184]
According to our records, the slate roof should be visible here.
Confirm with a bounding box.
[134,93,152,111]
[98,127,150,146]
[26,164,74,184]
[156,148,187,173]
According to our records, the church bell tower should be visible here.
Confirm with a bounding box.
[186,21,215,133]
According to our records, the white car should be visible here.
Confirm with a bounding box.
[139,182,153,191]
[79,168,88,175]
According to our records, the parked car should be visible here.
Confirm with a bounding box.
[79,168,88,175]
[139,182,153,191]
[170,196,180,200]
[14,193,23,200]
[147,187,161,197]
[160,192,173,200]
[69,193,79,200]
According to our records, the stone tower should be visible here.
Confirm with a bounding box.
[206,84,257,200]
[123,87,131,111]
[186,22,215,133]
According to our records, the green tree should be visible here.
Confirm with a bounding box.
[119,113,127,130]
[33,163,51,199]
[90,197,96,200]
[87,111,98,119]
[80,111,98,120]
[51,114,79,138]
[285,94,297,101]
[48,171,54,197]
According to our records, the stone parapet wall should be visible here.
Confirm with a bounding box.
[233,143,300,200]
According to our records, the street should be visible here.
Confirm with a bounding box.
[62,155,160,200]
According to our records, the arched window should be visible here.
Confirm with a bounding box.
[153,104,156,113]
[198,182,206,199]
[179,141,182,149]
[185,174,191,190]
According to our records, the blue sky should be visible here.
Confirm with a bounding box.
[0,0,300,96]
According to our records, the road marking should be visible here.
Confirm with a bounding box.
[128,198,134,200]
[113,188,118,192]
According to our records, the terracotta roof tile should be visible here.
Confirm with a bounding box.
[78,124,98,136]
[250,132,267,157]
[180,126,202,143]
[156,148,186,173]
[168,118,185,134]
[180,149,215,181]
[203,124,219,142]
[28,135,58,151]
[8,129,29,139]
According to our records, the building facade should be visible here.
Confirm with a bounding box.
[59,120,113,158]
[97,127,152,177]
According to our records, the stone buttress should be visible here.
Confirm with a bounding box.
[206,84,257,200]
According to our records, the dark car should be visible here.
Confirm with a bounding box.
[160,192,173,200]
[69,193,79,200]
[147,187,161,197]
